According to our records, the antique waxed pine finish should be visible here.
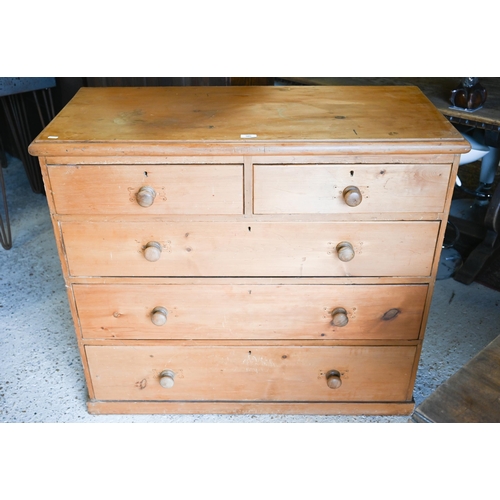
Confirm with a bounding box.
[29,86,469,415]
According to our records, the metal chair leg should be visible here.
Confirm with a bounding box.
[0,159,12,250]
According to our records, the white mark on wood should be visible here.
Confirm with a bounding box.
[243,353,277,371]
[222,315,232,332]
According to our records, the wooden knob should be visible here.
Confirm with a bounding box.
[143,241,162,262]
[331,307,349,327]
[151,307,168,326]
[326,370,342,389]
[159,370,175,389]
[136,186,156,207]
[343,186,362,207]
[336,241,355,262]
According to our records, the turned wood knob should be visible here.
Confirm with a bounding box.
[143,241,162,262]
[136,186,156,207]
[331,307,349,327]
[336,241,355,262]
[343,186,362,207]
[151,307,168,326]
[159,370,175,389]
[326,370,342,389]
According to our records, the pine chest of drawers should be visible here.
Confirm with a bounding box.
[29,85,469,415]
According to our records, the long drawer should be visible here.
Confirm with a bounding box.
[253,164,451,214]
[47,164,244,215]
[61,221,440,277]
[75,283,428,340]
[86,345,417,402]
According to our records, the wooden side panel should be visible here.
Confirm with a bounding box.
[75,283,428,341]
[47,164,244,215]
[86,345,417,402]
[60,221,440,278]
[253,164,451,214]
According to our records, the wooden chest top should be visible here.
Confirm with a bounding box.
[28,86,469,157]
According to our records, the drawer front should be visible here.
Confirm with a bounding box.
[61,221,439,277]
[48,164,243,215]
[75,284,428,340]
[86,345,417,402]
[254,164,451,214]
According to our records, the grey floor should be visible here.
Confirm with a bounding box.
[1,154,499,423]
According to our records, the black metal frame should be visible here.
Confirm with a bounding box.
[0,135,11,249]
[0,78,56,250]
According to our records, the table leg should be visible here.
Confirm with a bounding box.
[0,157,12,250]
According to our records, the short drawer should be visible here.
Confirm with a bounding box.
[47,164,243,215]
[61,221,440,277]
[86,345,417,402]
[75,284,428,341]
[253,164,451,214]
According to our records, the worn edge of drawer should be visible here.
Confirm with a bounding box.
[80,338,422,347]
[42,154,458,165]
[29,139,470,157]
[86,400,415,415]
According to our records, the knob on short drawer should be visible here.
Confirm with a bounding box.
[151,307,168,326]
[342,186,362,207]
[143,241,162,262]
[159,370,175,389]
[331,307,349,327]
[326,370,342,389]
[136,186,156,207]
[336,241,355,262]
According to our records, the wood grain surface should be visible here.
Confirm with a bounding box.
[86,344,417,402]
[60,220,440,278]
[29,86,468,157]
[74,283,428,341]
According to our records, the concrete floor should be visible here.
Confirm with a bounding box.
[1,154,499,423]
